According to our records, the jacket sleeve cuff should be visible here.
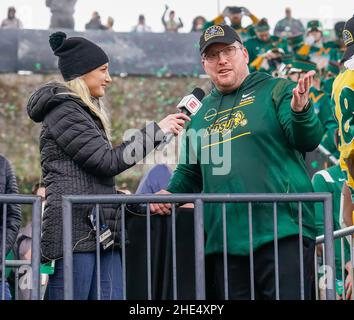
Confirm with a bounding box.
[291,101,314,121]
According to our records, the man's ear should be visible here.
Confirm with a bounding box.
[242,47,249,64]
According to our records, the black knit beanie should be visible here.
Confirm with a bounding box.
[49,32,109,81]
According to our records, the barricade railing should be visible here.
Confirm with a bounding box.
[62,193,335,300]
[0,195,41,300]
[316,225,354,300]
[316,145,339,166]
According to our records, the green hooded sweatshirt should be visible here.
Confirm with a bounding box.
[168,72,324,255]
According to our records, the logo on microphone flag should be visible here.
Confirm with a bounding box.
[177,94,203,115]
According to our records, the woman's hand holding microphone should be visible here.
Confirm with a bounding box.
[158,113,191,135]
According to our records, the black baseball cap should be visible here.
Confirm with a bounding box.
[334,21,345,38]
[342,15,354,62]
[254,18,270,32]
[199,24,243,55]
[228,6,242,14]
[307,20,322,32]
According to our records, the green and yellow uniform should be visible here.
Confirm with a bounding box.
[321,62,341,96]
[244,35,288,73]
[322,77,335,96]
[312,165,350,278]
[309,87,338,157]
[295,20,336,69]
[333,69,354,196]
[324,40,345,63]
[168,72,323,255]
[287,34,305,55]
[296,43,336,70]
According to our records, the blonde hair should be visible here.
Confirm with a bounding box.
[59,77,112,141]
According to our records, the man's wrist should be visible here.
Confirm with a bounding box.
[293,100,311,113]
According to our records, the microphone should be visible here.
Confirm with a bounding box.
[177,87,205,116]
[157,88,205,150]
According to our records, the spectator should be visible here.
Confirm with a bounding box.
[274,7,305,38]
[85,11,107,30]
[283,59,338,167]
[305,20,325,48]
[295,20,336,71]
[244,18,288,74]
[15,182,48,300]
[286,33,305,55]
[151,24,323,299]
[161,5,183,32]
[325,21,347,63]
[1,6,23,29]
[312,130,351,300]
[297,20,332,68]
[26,31,190,300]
[46,0,76,29]
[310,68,338,159]
[333,15,354,226]
[191,16,206,32]
[322,61,341,96]
[132,14,152,32]
[105,16,114,31]
[203,6,259,41]
[0,154,21,300]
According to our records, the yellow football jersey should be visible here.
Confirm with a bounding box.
[333,69,354,191]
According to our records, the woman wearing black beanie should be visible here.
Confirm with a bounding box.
[26,32,190,300]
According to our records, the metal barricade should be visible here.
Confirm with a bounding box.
[316,225,354,300]
[0,195,41,300]
[62,192,335,300]
[316,145,339,167]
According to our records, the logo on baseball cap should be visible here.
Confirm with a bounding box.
[342,15,354,62]
[199,24,243,55]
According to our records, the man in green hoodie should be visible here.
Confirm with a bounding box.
[151,25,323,300]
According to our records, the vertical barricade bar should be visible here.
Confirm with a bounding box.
[273,202,279,300]
[194,198,205,300]
[340,238,345,300]
[15,268,19,300]
[248,202,255,300]
[322,243,326,300]
[298,201,304,300]
[314,250,319,300]
[146,203,152,300]
[121,204,126,300]
[1,204,6,300]
[62,197,74,300]
[222,202,228,300]
[323,194,335,300]
[172,203,177,300]
[95,204,101,300]
[31,197,41,300]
